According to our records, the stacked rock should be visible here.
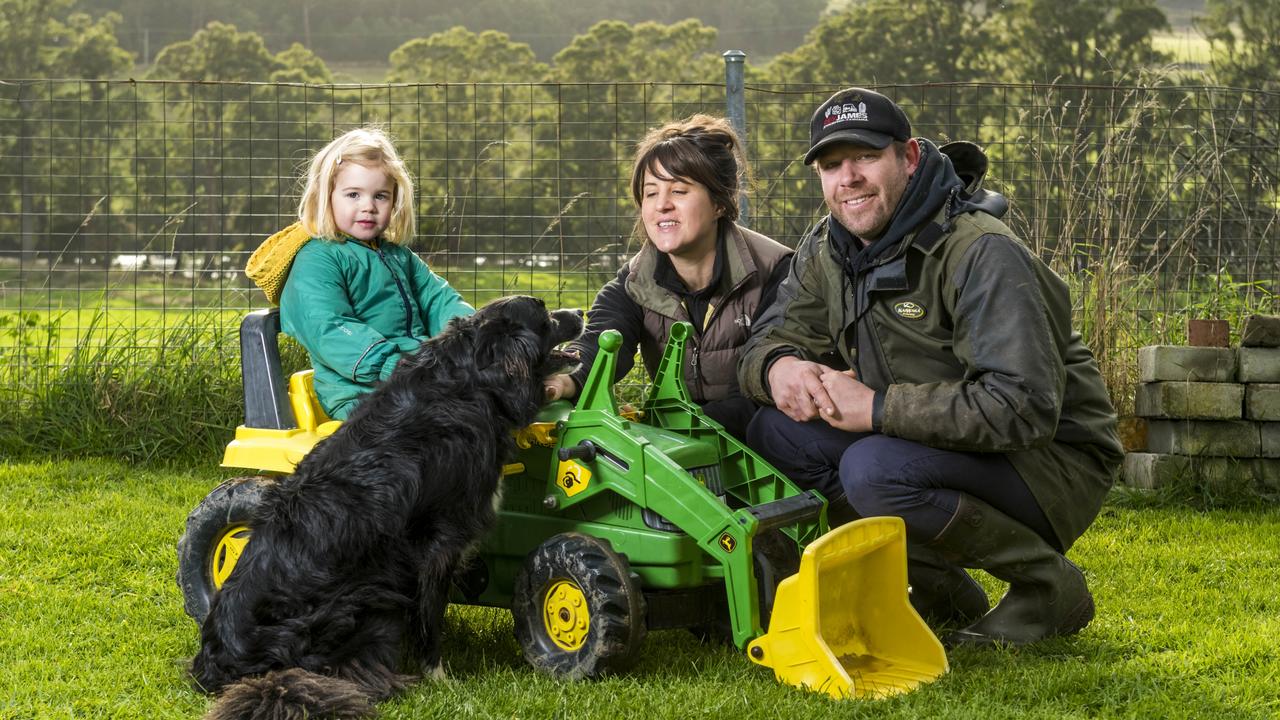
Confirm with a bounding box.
[1122,315,1280,494]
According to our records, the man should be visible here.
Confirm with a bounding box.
[738,87,1123,646]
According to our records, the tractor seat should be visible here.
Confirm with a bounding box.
[288,369,341,437]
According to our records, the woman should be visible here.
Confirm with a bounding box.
[545,114,793,440]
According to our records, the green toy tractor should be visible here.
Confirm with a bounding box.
[176,308,946,698]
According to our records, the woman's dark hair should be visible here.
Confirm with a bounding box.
[629,114,749,223]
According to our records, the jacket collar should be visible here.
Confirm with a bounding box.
[628,222,759,318]
[654,232,726,299]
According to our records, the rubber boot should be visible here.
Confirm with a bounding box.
[906,544,989,629]
[930,495,1095,647]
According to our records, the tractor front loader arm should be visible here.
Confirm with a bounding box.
[568,323,949,699]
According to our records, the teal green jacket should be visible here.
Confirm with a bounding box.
[279,236,474,420]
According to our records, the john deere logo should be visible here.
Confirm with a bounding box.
[894,301,926,320]
[556,460,591,498]
[718,533,737,553]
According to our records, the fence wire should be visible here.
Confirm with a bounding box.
[1,79,1277,408]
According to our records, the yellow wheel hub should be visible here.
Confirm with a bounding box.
[211,525,252,589]
[542,580,590,652]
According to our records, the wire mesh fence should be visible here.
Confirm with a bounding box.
[2,77,1277,409]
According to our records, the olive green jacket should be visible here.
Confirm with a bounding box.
[739,199,1122,550]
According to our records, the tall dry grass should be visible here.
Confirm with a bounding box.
[999,79,1277,413]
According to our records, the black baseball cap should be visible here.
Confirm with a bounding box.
[804,87,911,165]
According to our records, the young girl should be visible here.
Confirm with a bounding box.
[246,127,473,420]
[544,114,793,440]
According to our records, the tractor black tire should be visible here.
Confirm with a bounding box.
[175,475,273,624]
[512,532,646,680]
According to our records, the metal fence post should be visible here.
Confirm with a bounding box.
[723,50,748,228]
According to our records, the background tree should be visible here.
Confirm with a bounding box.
[977,0,1176,281]
[545,19,724,264]
[1197,0,1280,91]
[1194,0,1280,252]
[49,12,136,80]
[0,0,133,78]
[72,0,827,64]
[550,18,721,82]
[147,21,280,81]
[384,27,550,261]
[144,23,338,260]
[270,42,333,84]
[750,0,995,241]
[386,27,547,83]
[989,0,1171,84]
[0,0,72,78]
[0,0,135,261]
[766,0,993,85]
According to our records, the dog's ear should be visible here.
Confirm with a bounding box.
[473,318,543,380]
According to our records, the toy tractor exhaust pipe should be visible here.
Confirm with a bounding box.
[747,516,948,699]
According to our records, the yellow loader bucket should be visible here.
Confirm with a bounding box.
[747,516,948,699]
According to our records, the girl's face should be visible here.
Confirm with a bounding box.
[330,162,394,242]
[640,160,720,260]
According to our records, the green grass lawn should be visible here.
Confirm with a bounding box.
[1,458,1277,719]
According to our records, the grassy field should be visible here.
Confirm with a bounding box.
[0,264,604,369]
[1,458,1277,719]
[1152,30,1213,69]
[0,263,604,313]
[328,62,396,83]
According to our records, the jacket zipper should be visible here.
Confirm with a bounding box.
[679,299,708,398]
[690,344,701,391]
[680,270,755,400]
[372,242,415,336]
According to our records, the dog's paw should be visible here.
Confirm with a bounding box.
[426,663,448,682]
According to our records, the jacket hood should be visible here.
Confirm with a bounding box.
[939,140,1008,219]
[245,222,313,305]
[829,138,1008,273]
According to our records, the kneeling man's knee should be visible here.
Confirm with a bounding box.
[839,435,916,517]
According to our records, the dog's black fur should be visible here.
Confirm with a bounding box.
[190,295,583,720]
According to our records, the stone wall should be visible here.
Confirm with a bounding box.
[1122,316,1280,495]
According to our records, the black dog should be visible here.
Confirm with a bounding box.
[190,295,583,719]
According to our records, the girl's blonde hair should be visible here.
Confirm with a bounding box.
[297,127,415,244]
